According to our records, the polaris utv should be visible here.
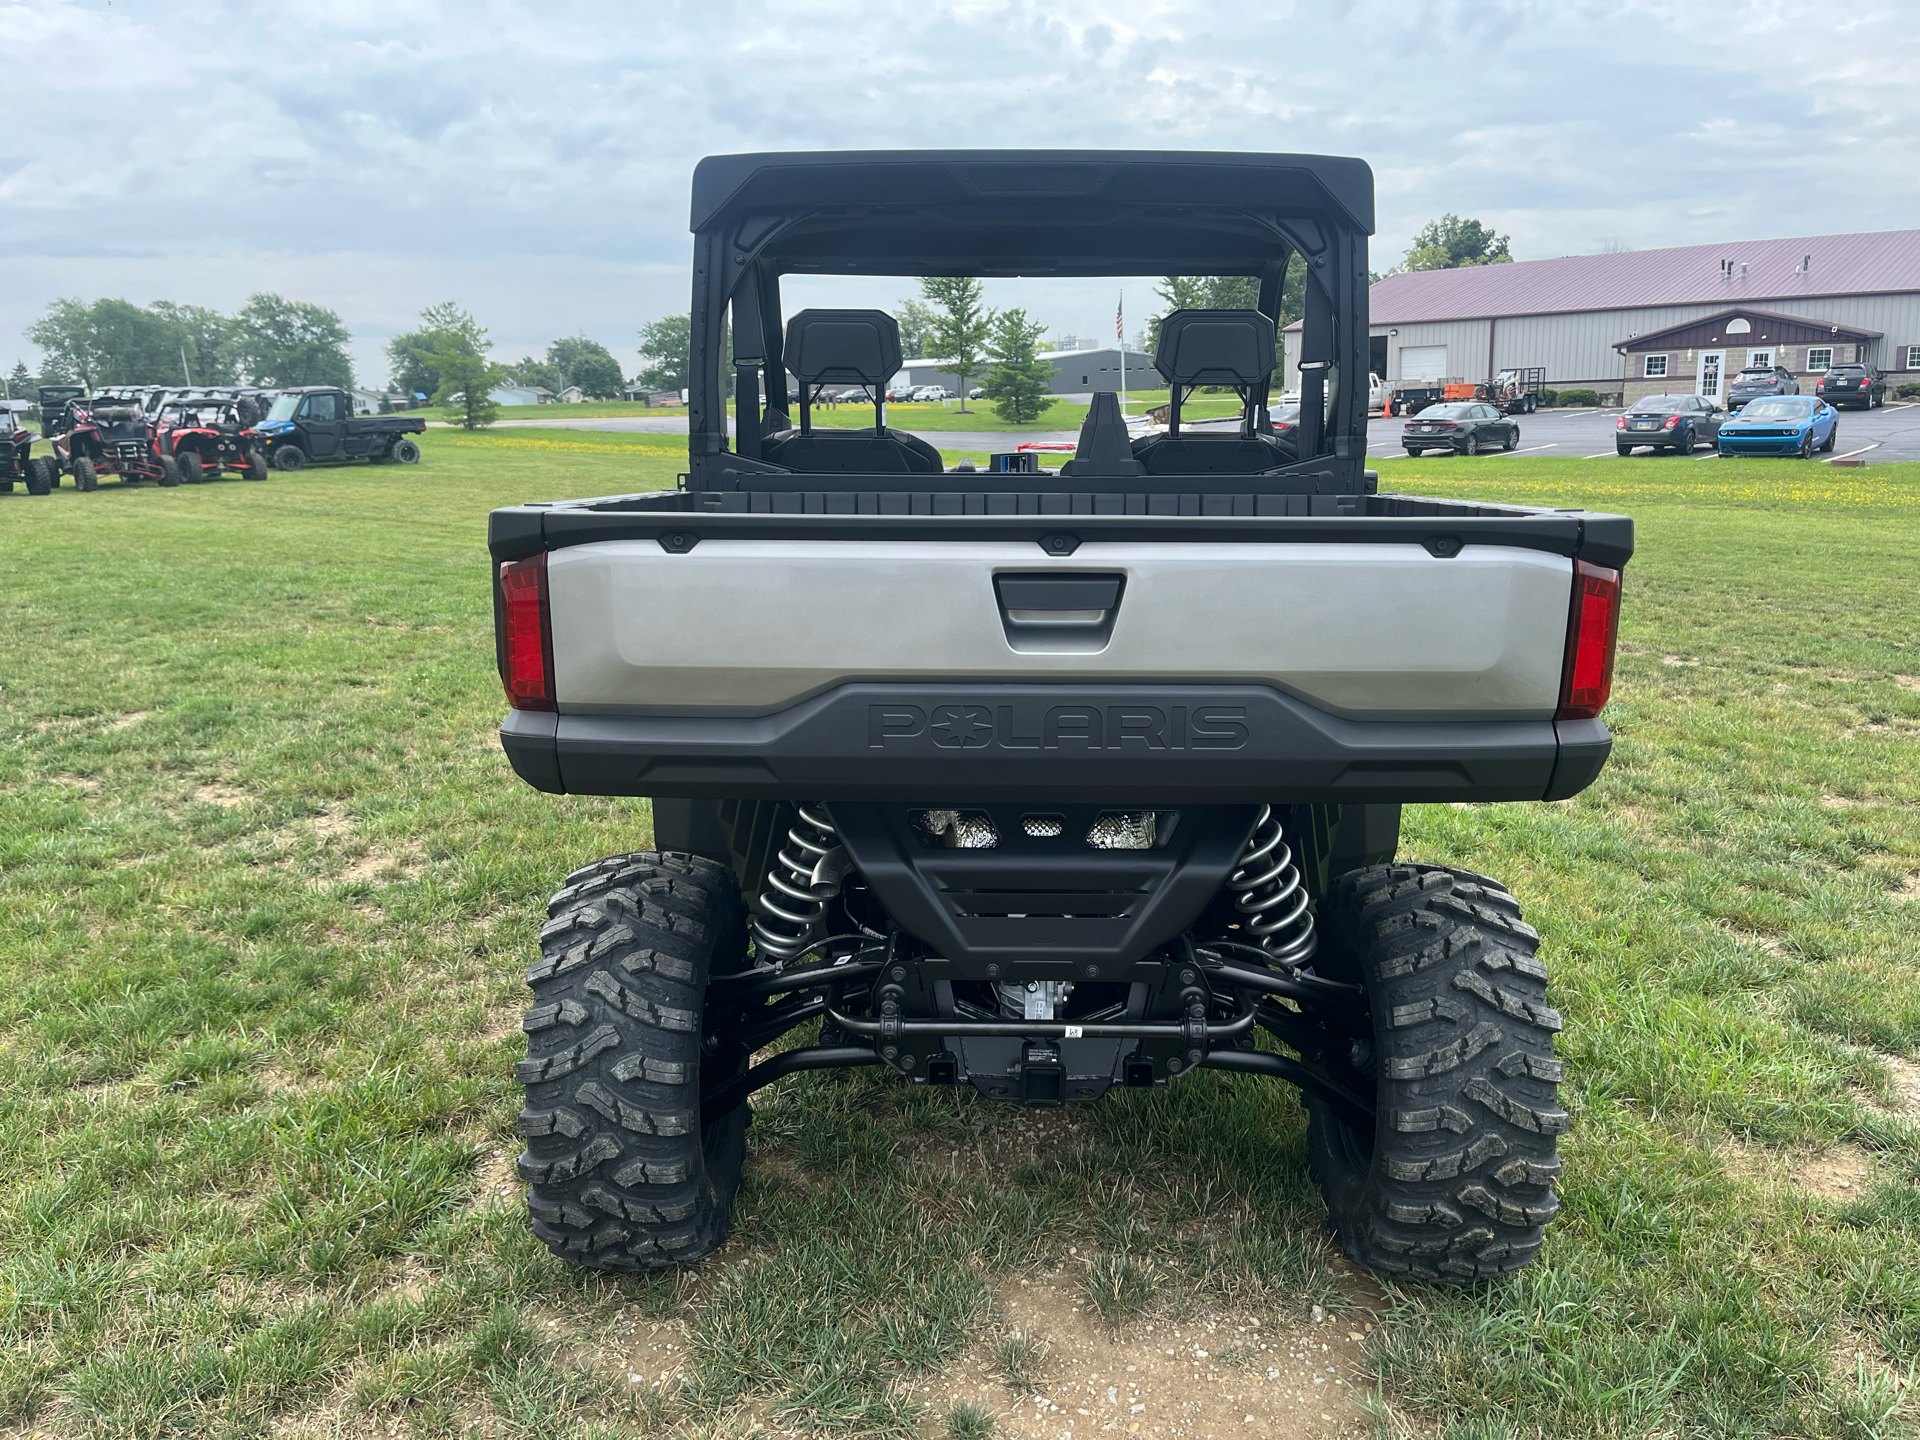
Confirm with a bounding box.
[488,151,1631,1284]
[49,396,172,490]
[1,412,56,495]
[152,397,270,482]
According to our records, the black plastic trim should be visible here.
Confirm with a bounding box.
[488,505,1634,571]
[497,683,1609,805]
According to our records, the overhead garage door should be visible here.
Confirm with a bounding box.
[1398,345,1448,381]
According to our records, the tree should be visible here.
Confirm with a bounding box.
[1401,215,1513,271]
[424,344,509,430]
[981,308,1055,426]
[920,277,992,412]
[547,336,624,399]
[150,301,237,384]
[228,294,354,388]
[27,297,197,388]
[387,302,488,399]
[5,362,33,400]
[1148,266,1304,371]
[634,314,692,393]
[895,299,939,360]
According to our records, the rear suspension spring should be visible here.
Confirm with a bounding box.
[1230,804,1318,967]
[751,803,849,963]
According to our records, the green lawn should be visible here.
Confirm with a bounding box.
[808,391,1245,433]
[1,434,1917,1439]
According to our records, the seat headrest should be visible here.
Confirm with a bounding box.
[1154,309,1277,386]
[785,309,903,386]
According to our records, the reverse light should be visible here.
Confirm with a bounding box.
[1557,561,1622,721]
[497,553,555,710]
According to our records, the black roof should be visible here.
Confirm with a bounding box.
[690,150,1374,276]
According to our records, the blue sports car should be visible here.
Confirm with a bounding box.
[1716,395,1838,458]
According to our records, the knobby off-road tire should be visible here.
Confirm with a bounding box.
[1304,864,1567,1282]
[245,449,269,481]
[516,850,751,1272]
[178,450,206,484]
[391,437,421,464]
[25,458,54,496]
[72,456,98,491]
[275,445,307,472]
[157,454,182,487]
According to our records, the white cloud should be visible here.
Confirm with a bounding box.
[2,0,1914,383]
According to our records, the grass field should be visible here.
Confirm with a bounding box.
[808,392,1243,433]
[2,432,1918,1440]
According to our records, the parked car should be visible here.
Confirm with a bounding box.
[1401,400,1519,455]
[1814,363,1886,410]
[1615,394,1723,455]
[910,385,951,402]
[1367,372,1385,413]
[1715,395,1838,458]
[1724,365,1798,413]
[884,383,917,402]
[968,386,985,400]
[832,386,873,403]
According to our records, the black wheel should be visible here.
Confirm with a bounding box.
[1503,427,1519,451]
[246,449,270,481]
[1616,443,1631,456]
[1798,429,1814,459]
[1462,432,1481,456]
[1821,424,1837,453]
[0,474,10,493]
[1404,448,1421,457]
[391,437,421,464]
[26,458,54,496]
[157,454,181,487]
[517,851,750,1272]
[274,446,307,472]
[178,451,205,485]
[1303,864,1566,1283]
[72,456,98,492]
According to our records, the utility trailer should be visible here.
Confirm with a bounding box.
[487,151,1630,1284]
[1479,367,1546,415]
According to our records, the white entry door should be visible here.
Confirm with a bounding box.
[1698,351,1725,399]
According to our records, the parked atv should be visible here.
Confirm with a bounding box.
[151,398,270,482]
[1,416,56,495]
[50,397,173,490]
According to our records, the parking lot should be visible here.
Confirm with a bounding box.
[489,400,1920,463]
[1366,400,1920,463]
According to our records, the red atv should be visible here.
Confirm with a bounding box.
[49,396,173,490]
[1,413,56,495]
[151,398,270,482]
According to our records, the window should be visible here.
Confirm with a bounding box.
[1807,347,1833,372]
[300,393,338,422]
[1643,354,1668,378]
[1747,349,1773,370]
[1907,345,1920,371]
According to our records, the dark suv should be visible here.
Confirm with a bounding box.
[1725,365,1798,413]
[1815,364,1886,410]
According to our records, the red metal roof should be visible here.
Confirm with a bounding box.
[1311,229,1920,328]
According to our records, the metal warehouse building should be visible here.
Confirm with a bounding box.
[1284,228,1920,405]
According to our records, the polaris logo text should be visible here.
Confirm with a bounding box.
[867,703,1249,751]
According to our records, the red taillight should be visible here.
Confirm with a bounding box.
[1615,415,1627,430]
[1557,560,1622,721]
[1436,421,1458,429]
[497,553,555,711]
[1662,415,1680,430]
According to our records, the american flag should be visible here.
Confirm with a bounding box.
[1115,294,1124,342]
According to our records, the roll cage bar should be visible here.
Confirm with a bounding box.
[684,150,1375,494]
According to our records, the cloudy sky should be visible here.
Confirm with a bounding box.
[3,0,1915,386]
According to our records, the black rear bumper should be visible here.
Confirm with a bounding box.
[500,683,1610,804]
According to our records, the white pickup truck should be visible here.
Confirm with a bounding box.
[491,151,1629,1286]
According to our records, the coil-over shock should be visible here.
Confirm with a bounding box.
[1229,804,1318,966]
[750,803,851,962]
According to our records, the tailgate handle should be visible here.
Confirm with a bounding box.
[994,572,1124,653]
